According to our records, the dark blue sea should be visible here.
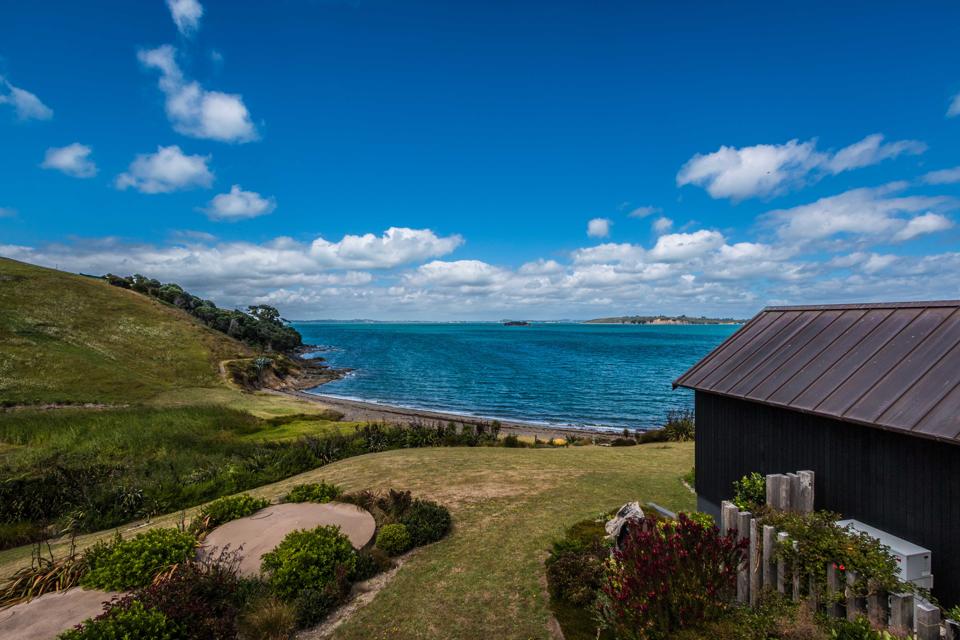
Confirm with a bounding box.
[292,322,738,431]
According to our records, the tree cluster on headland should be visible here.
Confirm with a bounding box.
[104,273,302,353]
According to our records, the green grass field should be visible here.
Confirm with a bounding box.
[0,442,694,639]
[0,257,250,405]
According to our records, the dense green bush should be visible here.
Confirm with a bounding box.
[260,526,356,601]
[353,548,393,581]
[283,482,342,504]
[662,409,695,441]
[610,437,638,447]
[192,494,270,534]
[733,471,766,511]
[59,600,181,640]
[375,523,412,556]
[81,528,197,591]
[400,500,452,547]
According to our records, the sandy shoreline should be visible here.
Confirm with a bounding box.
[281,389,622,441]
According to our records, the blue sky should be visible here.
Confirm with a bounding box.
[2,0,959,319]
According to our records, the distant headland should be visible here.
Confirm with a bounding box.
[584,314,745,325]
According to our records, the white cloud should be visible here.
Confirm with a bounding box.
[652,217,673,234]
[116,145,214,193]
[518,259,564,275]
[0,76,53,121]
[587,217,611,238]
[406,260,507,287]
[310,227,463,269]
[861,253,898,274]
[677,134,926,200]
[572,242,645,265]
[166,0,203,36]
[648,230,725,261]
[40,143,97,178]
[922,166,960,185]
[204,185,276,220]
[139,45,257,143]
[628,206,660,218]
[765,183,956,243]
[948,93,960,118]
[891,213,954,242]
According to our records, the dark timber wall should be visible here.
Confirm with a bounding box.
[695,390,960,606]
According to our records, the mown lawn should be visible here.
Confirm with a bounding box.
[0,442,693,639]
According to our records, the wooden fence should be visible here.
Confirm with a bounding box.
[719,470,960,640]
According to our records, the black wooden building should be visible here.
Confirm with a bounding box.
[674,301,960,606]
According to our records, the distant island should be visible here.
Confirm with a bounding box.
[584,314,745,325]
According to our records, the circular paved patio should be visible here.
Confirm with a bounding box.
[200,502,376,576]
[0,588,117,640]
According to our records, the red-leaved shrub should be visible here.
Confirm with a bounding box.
[597,513,747,640]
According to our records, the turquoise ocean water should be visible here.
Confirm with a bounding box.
[293,322,738,432]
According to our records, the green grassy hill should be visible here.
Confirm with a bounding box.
[0,257,251,405]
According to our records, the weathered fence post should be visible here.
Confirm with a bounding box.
[737,511,751,604]
[791,544,800,602]
[776,532,788,594]
[916,602,941,640]
[786,473,800,512]
[845,570,864,621]
[944,617,960,640]
[721,501,737,536]
[766,474,787,510]
[749,519,760,606]
[762,525,776,588]
[866,580,886,627]
[888,593,914,635]
[797,470,815,513]
[826,563,843,618]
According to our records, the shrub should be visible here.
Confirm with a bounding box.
[635,428,670,444]
[610,437,637,447]
[80,528,197,591]
[134,555,248,640]
[597,514,747,640]
[502,434,521,447]
[238,597,296,640]
[353,548,393,581]
[260,525,356,601]
[59,600,181,640]
[547,546,606,606]
[375,523,412,556]
[191,494,270,534]
[662,409,695,441]
[948,605,960,622]
[732,471,766,511]
[292,588,338,629]
[681,510,714,528]
[283,482,342,504]
[400,500,452,547]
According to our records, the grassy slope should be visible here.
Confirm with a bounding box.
[0,442,694,640]
[0,257,250,405]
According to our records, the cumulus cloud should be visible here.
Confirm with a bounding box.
[204,185,276,220]
[40,143,97,178]
[949,93,960,118]
[166,0,203,36]
[116,145,214,193]
[310,227,463,269]
[587,217,611,238]
[922,166,960,185]
[648,230,725,261]
[0,76,53,121]
[677,134,926,200]
[891,213,954,242]
[765,183,956,244]
[652,217,673,234]
[628,206,660,218]
[139,45,257,143]
[406,260,507,287]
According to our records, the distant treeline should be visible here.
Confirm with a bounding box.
[104,273,302,353]
[585,314,743,325]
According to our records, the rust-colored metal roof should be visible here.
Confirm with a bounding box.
[674,301,960,444]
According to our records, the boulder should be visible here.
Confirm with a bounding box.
[605,501,644,546]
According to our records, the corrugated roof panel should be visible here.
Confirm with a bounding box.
[765,309,892,406]
[843,308,960,424]
[727,309,841,397]
[673,300,960,445]
[877,340,960,433]
[708,311,822,394]
[694,311,804,391]
[816,307,954,418]
[676,311,781,389]
[747,309,866,400]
